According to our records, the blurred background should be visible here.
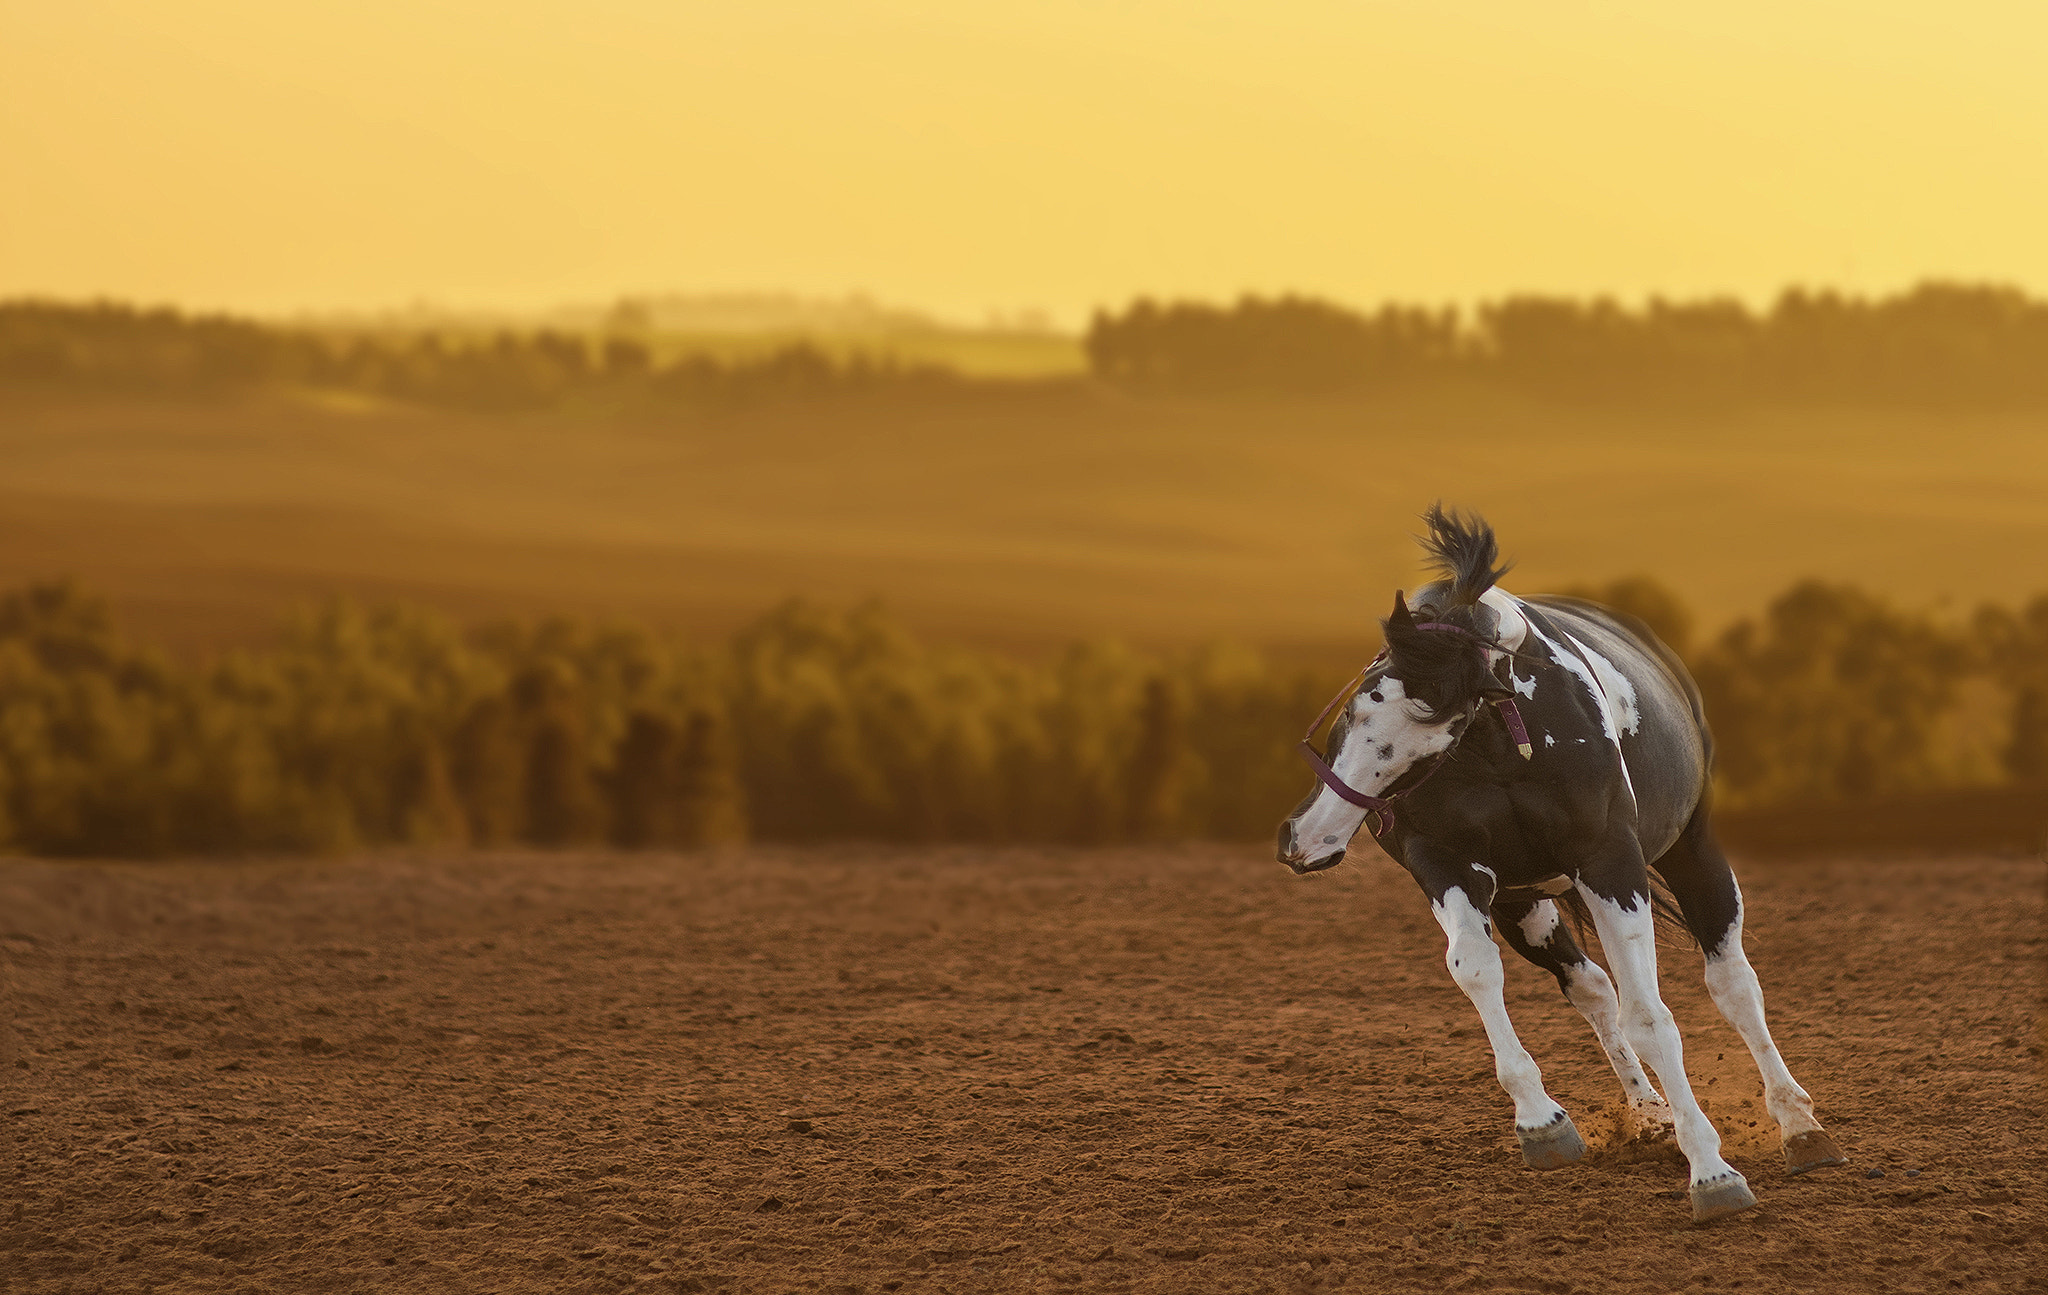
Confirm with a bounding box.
[2,0,2044,856]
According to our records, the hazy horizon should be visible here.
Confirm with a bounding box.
[9,2,2048,320]
[15,279,2046,341]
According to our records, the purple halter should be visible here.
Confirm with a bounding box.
[1295,621,1536,838]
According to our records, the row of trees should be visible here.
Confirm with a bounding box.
[1695,582,2047,804]
[0,578,2039,858]
[13,284,2048,410]
[1086,284,2048,403]
[0,585,1324,856]
[0,301,959,412]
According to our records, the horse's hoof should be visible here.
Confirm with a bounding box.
[1782,1129,1847,1176]
[1690,1171,1758,1223]
[1516,1112,1586,1170]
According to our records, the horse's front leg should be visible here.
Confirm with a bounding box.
[1577,846,1757,1223]
[1426,866,1586,1170]
[1494,896,1675,1139]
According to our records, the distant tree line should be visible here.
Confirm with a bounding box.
[1087,284,2048,404]
[0,301,960,412]
[0,579,2038,857]
[13,285,2048,409]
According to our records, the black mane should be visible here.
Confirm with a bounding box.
[1386,505,1511,719]
[1418,503,1511,607]
[1383,609,1494,721]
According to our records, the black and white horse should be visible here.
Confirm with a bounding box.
[1276,506,1845,1223]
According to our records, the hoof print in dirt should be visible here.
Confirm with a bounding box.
[1782,1129,1848,1176]
[1690,1173,1759,1224]
[1516,1112,1586,1170]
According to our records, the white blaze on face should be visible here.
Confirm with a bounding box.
[1288,673,1462,853]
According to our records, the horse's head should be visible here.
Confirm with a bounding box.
[1277,592,1514,872]
[1276,505,1516,875]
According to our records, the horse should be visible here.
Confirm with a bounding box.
[1275,505,1846,1223]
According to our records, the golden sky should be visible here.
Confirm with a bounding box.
[6,1,2047,321]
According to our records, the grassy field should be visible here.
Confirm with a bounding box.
[2,385,2044,655]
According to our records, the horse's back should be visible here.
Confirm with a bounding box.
[1522,596,1708,862]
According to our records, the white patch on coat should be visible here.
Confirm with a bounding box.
[1525,621,1637,809]
[1479,587,1530,651]
[1567,633,1642,735]
[1544,733,1557,747]
[1512,671,1537,699]
[1518,900,1560,948]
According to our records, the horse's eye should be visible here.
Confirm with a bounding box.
[1368,690,1384,703]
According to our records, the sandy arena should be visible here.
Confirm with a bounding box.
[3,845,2041,1293]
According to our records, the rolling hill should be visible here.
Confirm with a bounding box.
[3,383,2042,656]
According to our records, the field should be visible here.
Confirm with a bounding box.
[4,845,2041,1294]
[3,387,2046,656]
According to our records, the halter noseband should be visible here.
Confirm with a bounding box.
[1295,621,1537,838]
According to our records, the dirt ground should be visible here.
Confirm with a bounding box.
[3,844,2041,1294]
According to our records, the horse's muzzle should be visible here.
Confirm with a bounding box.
[1277,821,1345,874]
[1283,849,1346,875]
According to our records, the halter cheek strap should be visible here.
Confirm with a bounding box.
[1296,624,1539,836]
[1296,728,1461,837]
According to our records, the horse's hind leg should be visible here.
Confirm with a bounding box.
[1653,809,1848,1177]
[1493,895,1674,1139]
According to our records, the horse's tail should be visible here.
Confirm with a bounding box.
[1418,503,1512,606]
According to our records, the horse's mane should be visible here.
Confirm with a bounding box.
[1382,610,1492,721]
[1417,503,1511,607]
[1385,505,1513,717]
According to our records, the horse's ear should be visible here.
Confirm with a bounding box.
[1388,590,1414,629]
